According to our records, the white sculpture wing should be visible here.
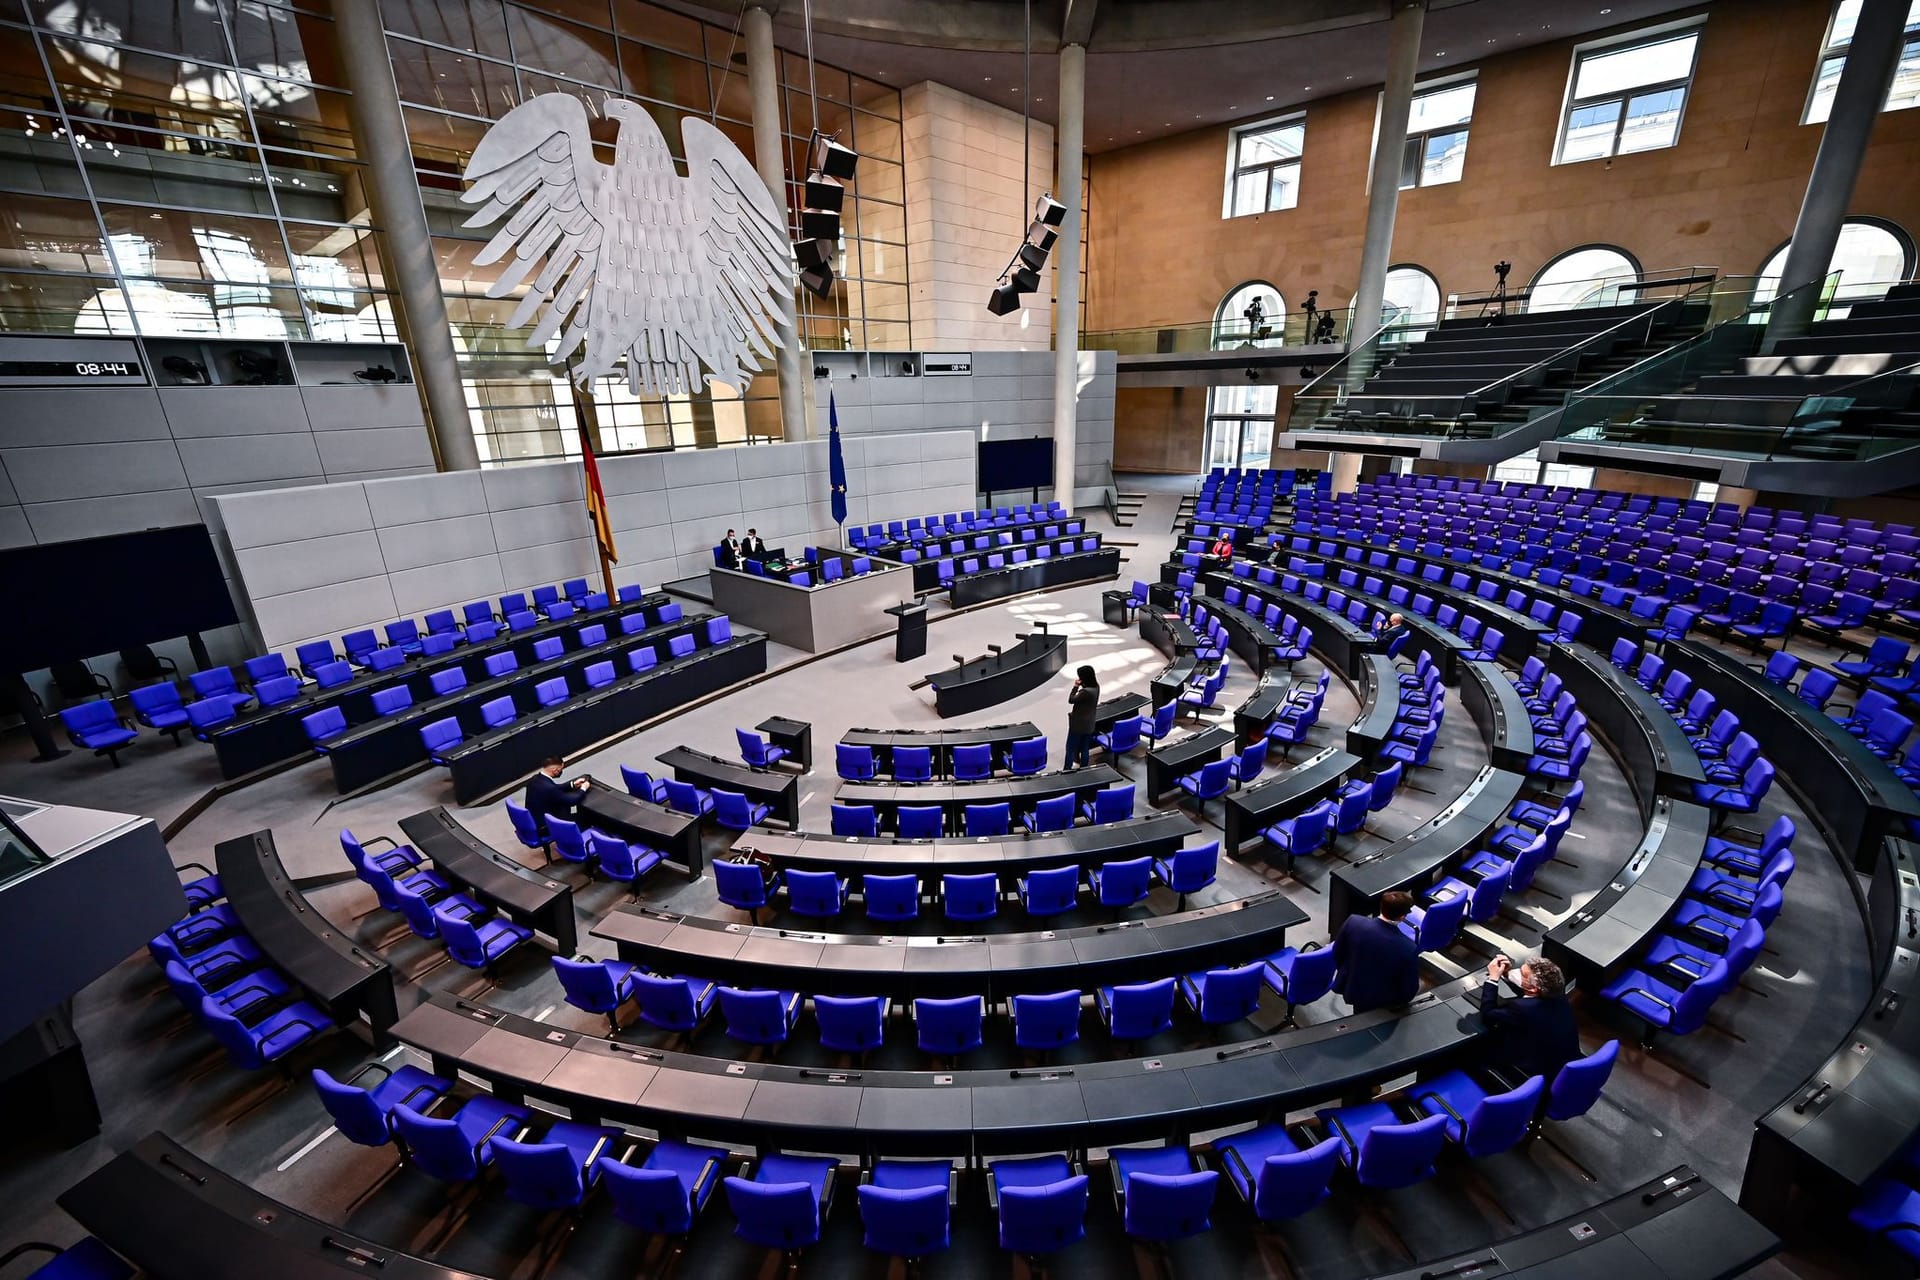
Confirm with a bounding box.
[459,94,610,373]
[680,116,797,391]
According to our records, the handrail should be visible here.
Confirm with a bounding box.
[1570,276,1829,405]
[1464,294,1693,407]
[1290,317,1402,401]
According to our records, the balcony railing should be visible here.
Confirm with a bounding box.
[1083,307,1355,355]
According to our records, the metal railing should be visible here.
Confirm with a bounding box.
[1083,307,1356,355]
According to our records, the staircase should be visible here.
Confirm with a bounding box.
[1111,489,1145,528]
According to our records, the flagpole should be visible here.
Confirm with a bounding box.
[566,355,615,598]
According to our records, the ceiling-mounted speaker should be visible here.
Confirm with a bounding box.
[810,133,859,180]
[794,237,835,271]
[803,173,844,212]
[801,263,836,299]
[1033,193,1067,227]
[800,209,840,241]
[988,283,1023,315]
[1009,265,1040,293]
[1025,220,1058,253]
[1017,242,1049,272]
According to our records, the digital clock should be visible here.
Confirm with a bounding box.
[0,359,145,380]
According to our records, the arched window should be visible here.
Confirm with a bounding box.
[1526,245,1641,312]
[1382,265,1442,340]
[1756,218,1913,309]
[1213,281,1285,348]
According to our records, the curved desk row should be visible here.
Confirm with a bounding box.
[1232,667,1295,745]
[1546,643,1707,816]
[1741,837,1920,1241]
[214,831,395,1036]
[1347,653,1406,759]
[893,530,1093,592]
[208,593,669,778]
[440,632,769,805]
[658,743,801,827]
[1205,573,1384,682]
[732,811,1200,877]
[589,889,1310,1000]
[396,807,577,954]
[1289,572,1474,681]
[1140,606,1209,707]
[388,982,1485,1158]
[1194,595,1284,674]
[1670,641,1920,874]
[321,609,709,793]
[1541,797,1713,989]
[1328,766,1529,933]
[926,633,1067,718]
[950,547,1121,608]
[1459,656,1537,775]
[841,721,1042,775]
[1224,745,1362,857]
[836,765,1126,832]
[577,780,706,878]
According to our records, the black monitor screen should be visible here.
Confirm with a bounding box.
[0,526,238,673]
[978,437,1054,492]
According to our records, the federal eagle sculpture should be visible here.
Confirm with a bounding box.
[460,93,795,396]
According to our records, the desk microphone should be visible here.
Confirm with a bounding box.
[952,655,967,666]
[987,644,1003,655]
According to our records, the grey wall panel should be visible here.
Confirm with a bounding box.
[314,426,436,477]
[665,479,744,523]
[217,481,373,551]
[598,452,666,494]
[491,502,592,553]
[249,577,400,649]
[234,528,389,597]
[2,440,189,502]
[498,538,596,589]
[301,384,427,430]
[605,490,672,534]
[363,470,487,525]
[161,387,309,438]
[376,513,498,573]
[738,473,809,511]
[0,389,171,448]
[175,432,325,489]
[660,448,739,487]
[388,555,507,618]
[0,504,32,549]
[482,462,581,511]
[0,459,15,506]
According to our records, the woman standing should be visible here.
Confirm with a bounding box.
[1065,664,1100,771]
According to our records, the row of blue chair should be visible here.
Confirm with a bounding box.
[847,503,1072,548]
[834,736,1052,782]
[934,540,1103,586]
[1607,639,1780,820]
[828,784,1136,839]
[339,828,536,974]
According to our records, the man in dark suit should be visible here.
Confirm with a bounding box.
[1480,954,1581,1084]
[742,528,767,559]
[1372,611,1410,654]
[719,529,742,569]
[525,755,588,837]
[1331,890,1421,1013]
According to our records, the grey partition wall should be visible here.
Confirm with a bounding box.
[709,562,915,652]
[211,429,975,654]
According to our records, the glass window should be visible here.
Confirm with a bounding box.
[1556,27,1700,163]
[0,194,116,275]
[1214,281,1284,347]
[1526,246,1640,312]
[1382,266,1442,337]
[1399,78,1475,188]
[1756,219,1913,307]
[1491,448,1593,487]
[1223,116,1304,217]
[1806,0,1920,123]
[507,7,619,89]
[381,0,513,60]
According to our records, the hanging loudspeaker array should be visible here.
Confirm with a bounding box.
[987,193,1067,315]
[797,131,858,299]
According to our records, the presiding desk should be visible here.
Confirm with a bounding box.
[842,722,1041,776]
[577,780,704,878]
[949,547,1120,607]
[592,889,1309,1000]
[1328,766,1527,932]
[658,745,801,827]
[837,765,1125,834]
[732,812,1199,879]
[710,559,913,653]
[215,831,395,1036]
[396,807,577,954]
[389,981,1486,1158]
[1542,798,1712,989]
[926,633,1067,717]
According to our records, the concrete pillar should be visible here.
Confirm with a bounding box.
[1051,43,1086,513]
[1347,0,1426,347]
[745,5,812,442]
[1766,0,1907,344]
[1330,452,1363,495]
[331,0,478,471]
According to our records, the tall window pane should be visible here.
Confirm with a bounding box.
[1224,117,1304,217]
[1557,26,1699,163]
[1805,0,1920,124]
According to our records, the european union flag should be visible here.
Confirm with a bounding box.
[828,390,849,528]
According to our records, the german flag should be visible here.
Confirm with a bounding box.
[578,420,617,565]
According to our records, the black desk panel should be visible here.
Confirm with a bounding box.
[1206,573,1375,680]
[1327,767,1527,932]
[576,780,704,878]
[756,716,813,770]
[1542,799,1711,989]
[1462,657,1537,774]
[440,635,768,804]
[898,532,1093,592]
[927,633,1067,718]
[659,743,801,827]
[1144,726,1236,802]
[836,766,1124,833]
[1199,596,1283,674]
[215,831,395,1035]
[397,807,577,954]
[1222,746,1359,857]
[1231,669,1293,745]
[950,548,1120,607]
[1093,692,1150,733]
[1346,654,1403,759]
[1313,554,1549,665]
[1548,643,1707,816]
[733,811,1200,878]
[1671,641,1920,874]
[1140,604,1202,658]
[842,722,1042,776]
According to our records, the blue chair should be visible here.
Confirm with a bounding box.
[533,677,569,708]
[547,815,591,867]
[724,1153,836,1257]
[423,610,462,641]
[831,803,879,837]
[254,675,302,708]
[310,1063,452,1149]
[712,787,772,830]
[384,619,423,655]
[663,778,714,817]
[737,728,789,769]
[620,765,668,802]
[1262,798,1333,875]
[893,745,933,782]
[1849,1178,1920,1265]
[589,831,661,895]
[1012,990,1082,1053]
[1023,794,1076,834]
[1096,715,1144,759]
[429,668,467,697]
[552,955,639,1034]
[863,873,920,922]
[1312,1104,1449,1189]
[815,994,887,1056]
[1215,1127,1344,1225]
[391,1096,531,1185]
[311,660,353,689]
[857,1162,954,1264]
[1176,758,1234,817]
[1154,840,1219,910]
[914,995,984,1055]
[1007,737,1048,776]
[1019,864,1079,916]
[188,667,252,711]
[295,640,339,676]
[490,1120,621,1213]
[1088,855,1153,911]
[942,872,999,921]
[369,685,411,716]
[58,699,138,765]
[1178,962,1264,1025]
[967,805,1013,836]
[1262,943,1338,1026]
[837,743,878,780]
[952,743,994,779]
[1110,1146,1218,1243]
[479,696,517,730]
[600,1139,724,1239]
[182,696,238,743]
[1544,1040,1621,1126]
[433,902,532,973]
[1410,1073,1546,1157]
[1601,955,1734,1045]
[633,973,717,1034]
[1398,890,1468,952]
[718,987,803,1046]
[198,993,331,1070]
[714,858,778,924]
[1138,703,1179,745]
[128,682,191,745]
[1081,783,1135,825]
[897,804,945,838]
[786,869,848,917]
[990,1155,1088,1258]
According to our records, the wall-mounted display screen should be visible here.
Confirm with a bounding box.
[978,437,1055,492]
